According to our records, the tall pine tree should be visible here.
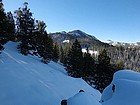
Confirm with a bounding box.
[94,49,114,92]
[66,39,83,78]
[34,20,53,63]
[82,48,95,81]
[15,2,35,55]
[52,42,59,62]
[0,1,8,53]
[7,11,15,41]
[59,45,64,63]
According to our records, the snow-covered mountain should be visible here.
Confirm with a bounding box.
[105,40,140,47]
[67,30,97,39]
[0,41,101,105]
[50,30,110,48]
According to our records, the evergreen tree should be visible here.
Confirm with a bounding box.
[34,20,53,63]
[0,1,8,53]
[94,49,114,92]
[59,45,64,63]
[15,2,35,55]
[63,44,71,66]
[82,48,95,80]
[52,42,59,62]
[7,11,15,41]
[0,1,7,35]
[66,39,83,78]
[29,20,47,56]
[38,31,51,63]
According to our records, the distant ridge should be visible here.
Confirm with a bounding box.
[50,30,110,48]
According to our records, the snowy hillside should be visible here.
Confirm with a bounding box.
[0,41,101,105]
[101,70,140,105]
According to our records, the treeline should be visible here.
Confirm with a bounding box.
[90,43,140,71]
[107,46,140,71]
[0,1,122,92]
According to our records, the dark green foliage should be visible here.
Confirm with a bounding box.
[0,1,8,53]
[59,46,64,63]
[34,21,53,64]
[65,39,83,78]
[31,20,47,57]
[94,49,114,92]
[63,41,115,92]
[7,11,15,41]
[38,31,51,63]
[15,2,35,55]
[82,48,95,79]
[0,2,7,35]
[17,42,29,55]
[53,42,59,62]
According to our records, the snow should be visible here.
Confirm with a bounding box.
[0,41,101,105]
[62,39,70,43]
[60,31,67,34]
[104,40,140,46]
[101,70,140,105]
[82,49,99,56]
[67,91,101,105]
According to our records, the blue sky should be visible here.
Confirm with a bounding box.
[3,0,140,43]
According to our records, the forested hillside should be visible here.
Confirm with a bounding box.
[50,31,140,71]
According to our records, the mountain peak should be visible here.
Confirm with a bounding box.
[50,30,111,48]
[67,30,97,40]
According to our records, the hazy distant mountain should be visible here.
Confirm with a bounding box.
[50,30,110,48]
[105,40,140,47]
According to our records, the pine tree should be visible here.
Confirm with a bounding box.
[0,1,8,53]
[66,39,83,78]
[38,31,50,63]
[29,20,47,56]
[59,45,64,63]
[82,48,95,80]
[94,49,114,92]
[34,20,53,63]
[15,2,35,55]
[52,42,59,62]
[7,11,15,41]
[0,1,7,35]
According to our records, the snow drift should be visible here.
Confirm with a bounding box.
[0,41,101,105]
[101,70,140,105]
[67,91,101,105]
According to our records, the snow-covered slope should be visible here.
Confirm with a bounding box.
[101,70,140,105]
[0,41,101,105]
